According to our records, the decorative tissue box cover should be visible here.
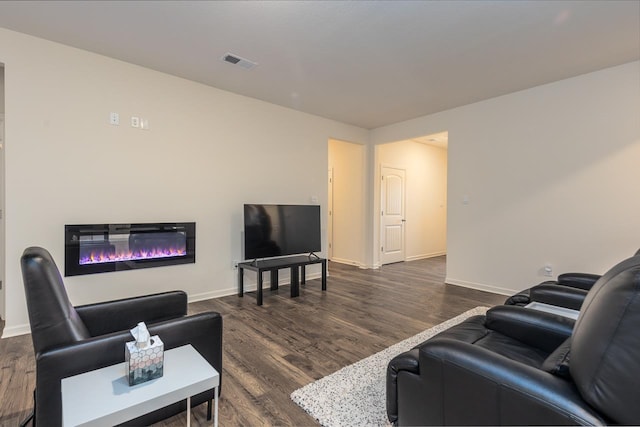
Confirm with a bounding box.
[125,335,164,386]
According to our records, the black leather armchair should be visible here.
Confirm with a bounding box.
[20,246,223,427]
[505,248,640,310]
[387,254,640,425]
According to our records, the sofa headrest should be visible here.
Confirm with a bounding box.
[21,246,90,355]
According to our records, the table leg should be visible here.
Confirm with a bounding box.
[291,266,300,297]
[214,386,219,427]
[238,266,244,297]
[257,271,263,306]
[186,396,191,427]
[270,269,279,290]
[301,265,306,285]
[321,260,327,291]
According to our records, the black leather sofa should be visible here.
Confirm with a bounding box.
[387,254,640,425]
[504,275,592,310]
[20,246,223,427]
[505,248,640,310]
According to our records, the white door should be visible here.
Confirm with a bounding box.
[327,169,333,260]
[380,166,406,265]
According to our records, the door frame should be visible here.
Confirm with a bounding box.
[327,168,333,260]
[0,112,4,320]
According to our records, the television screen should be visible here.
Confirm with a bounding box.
[244,204,321,260]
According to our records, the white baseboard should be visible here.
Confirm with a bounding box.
[445,277,513,296]
[188,288,238,302]
[1,323,30,338]
[371,252,446,269]
[406,251,447,262]
[330,257,366,269]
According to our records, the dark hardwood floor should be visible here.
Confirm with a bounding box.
[0,257,505,426]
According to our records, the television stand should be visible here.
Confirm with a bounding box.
[238,255,327,305]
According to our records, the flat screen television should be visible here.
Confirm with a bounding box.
[244,204,321,260]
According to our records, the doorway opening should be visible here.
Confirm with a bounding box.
[327,138,366,269]
[376,131,448,267]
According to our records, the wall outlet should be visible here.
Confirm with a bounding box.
[131,116,140,128]
[109,112,120,125]
[544,263,553,277]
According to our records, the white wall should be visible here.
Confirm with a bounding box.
[372,61,640,295]
[0,65,4,113]
[0,28,368,336]
[0,67,4,319]
[328,139,366,267]
[376,140,447,263]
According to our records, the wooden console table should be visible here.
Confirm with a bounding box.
[238,255,327,305]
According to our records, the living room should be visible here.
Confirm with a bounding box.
[0,1,639,426]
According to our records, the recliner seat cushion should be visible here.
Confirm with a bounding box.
[541,337,572,378]
[416,315,549,369]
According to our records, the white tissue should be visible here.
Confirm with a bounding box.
[130,322,151,349]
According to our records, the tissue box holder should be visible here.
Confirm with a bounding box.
[125,335,164,386]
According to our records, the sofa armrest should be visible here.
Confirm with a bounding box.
[386,349,420,423]
[530,284,588,310]
[504,288,531,306]
[36,312,222,427]
[75,291,188,336]
[557,272,601,290]
[485,305,574,353]
[415,339,606,425]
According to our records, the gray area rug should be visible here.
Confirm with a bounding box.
[290,306,488,427]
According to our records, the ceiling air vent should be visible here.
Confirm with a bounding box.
[221,52,258,70]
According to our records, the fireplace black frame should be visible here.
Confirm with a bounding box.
[65,222,196,277]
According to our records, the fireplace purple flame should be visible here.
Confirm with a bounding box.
[65,223,195,276]
[79,247,187,265]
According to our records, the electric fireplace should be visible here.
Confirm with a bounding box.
[65,223,195,276]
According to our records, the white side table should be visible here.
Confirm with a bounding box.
[61,344,219,427]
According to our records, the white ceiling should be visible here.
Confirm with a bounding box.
[411,132,449,149]
[0,1,638,129]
